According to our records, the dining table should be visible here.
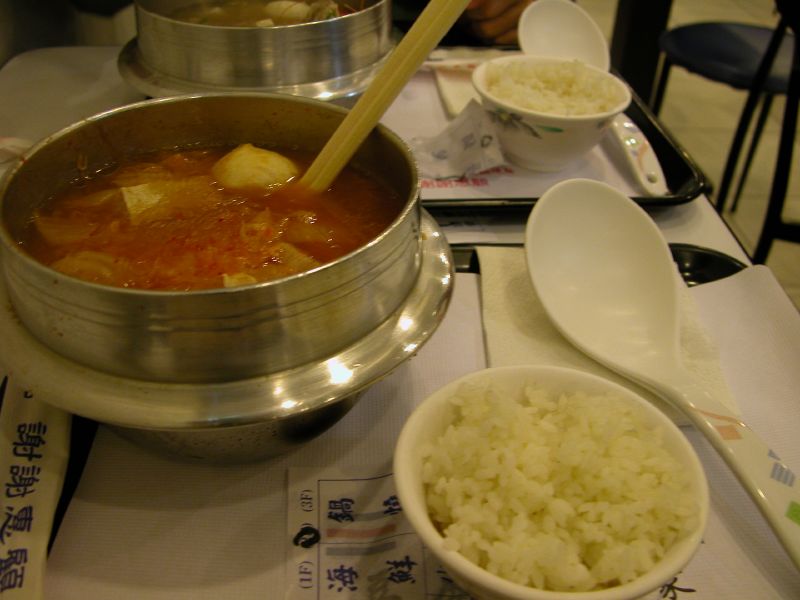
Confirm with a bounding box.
[0,45,798,599]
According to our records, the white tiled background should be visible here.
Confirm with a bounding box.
[1,0,798,307]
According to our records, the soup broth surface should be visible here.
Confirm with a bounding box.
[21,146,403,291]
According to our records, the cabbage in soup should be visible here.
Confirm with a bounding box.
[21,144,403,291]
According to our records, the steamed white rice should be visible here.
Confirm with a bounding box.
[485,59,626,116]
[420,379,698,592]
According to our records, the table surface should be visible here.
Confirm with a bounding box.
[1,46,798,600]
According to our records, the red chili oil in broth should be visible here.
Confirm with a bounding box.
[21,146,404,291]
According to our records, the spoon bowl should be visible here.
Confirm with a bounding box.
[525,178,800,569]
[518,0,610,70]
[525,179,679,372]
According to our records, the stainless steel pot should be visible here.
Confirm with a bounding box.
[119,0,392,101]
[0,94,420,383]
[0,93,454,462]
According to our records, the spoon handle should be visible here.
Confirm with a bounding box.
[673,378,800,569]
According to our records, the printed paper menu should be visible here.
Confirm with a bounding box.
[285,468,469,599]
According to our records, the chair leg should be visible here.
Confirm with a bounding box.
[752,25,800,264]
[650,56,671,116]
[730,93,774,212]
[716,20,788,214]
[716,94,766,214]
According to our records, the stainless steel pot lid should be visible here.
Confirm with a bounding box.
[0,211,453,431]
[118,39,388,103]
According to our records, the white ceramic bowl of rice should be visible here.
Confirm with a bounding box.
[393,365,708,600]
[472,55,631,172]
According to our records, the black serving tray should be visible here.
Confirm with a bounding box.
[452,243,746,286]
[420,86,710,213]
[669,243,748,286]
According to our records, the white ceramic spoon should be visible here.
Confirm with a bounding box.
[518,0,609,69]
[518,0,667,195]
[525,178,800,569]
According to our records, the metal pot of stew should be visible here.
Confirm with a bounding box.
[0,94,453,461]
[119,0,392,102]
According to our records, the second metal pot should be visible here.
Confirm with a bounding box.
[122,0,393,101]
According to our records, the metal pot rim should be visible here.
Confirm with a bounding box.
[117,39,391,102]
[131,0,392,94]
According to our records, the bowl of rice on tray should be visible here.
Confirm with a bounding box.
[472,55,631,172]
[393,365,708,600]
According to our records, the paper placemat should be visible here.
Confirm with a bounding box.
[42,275,485,598]
[284,468,465,599]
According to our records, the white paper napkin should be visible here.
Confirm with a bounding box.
[476,246,741,425]
[409,99,506,179]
